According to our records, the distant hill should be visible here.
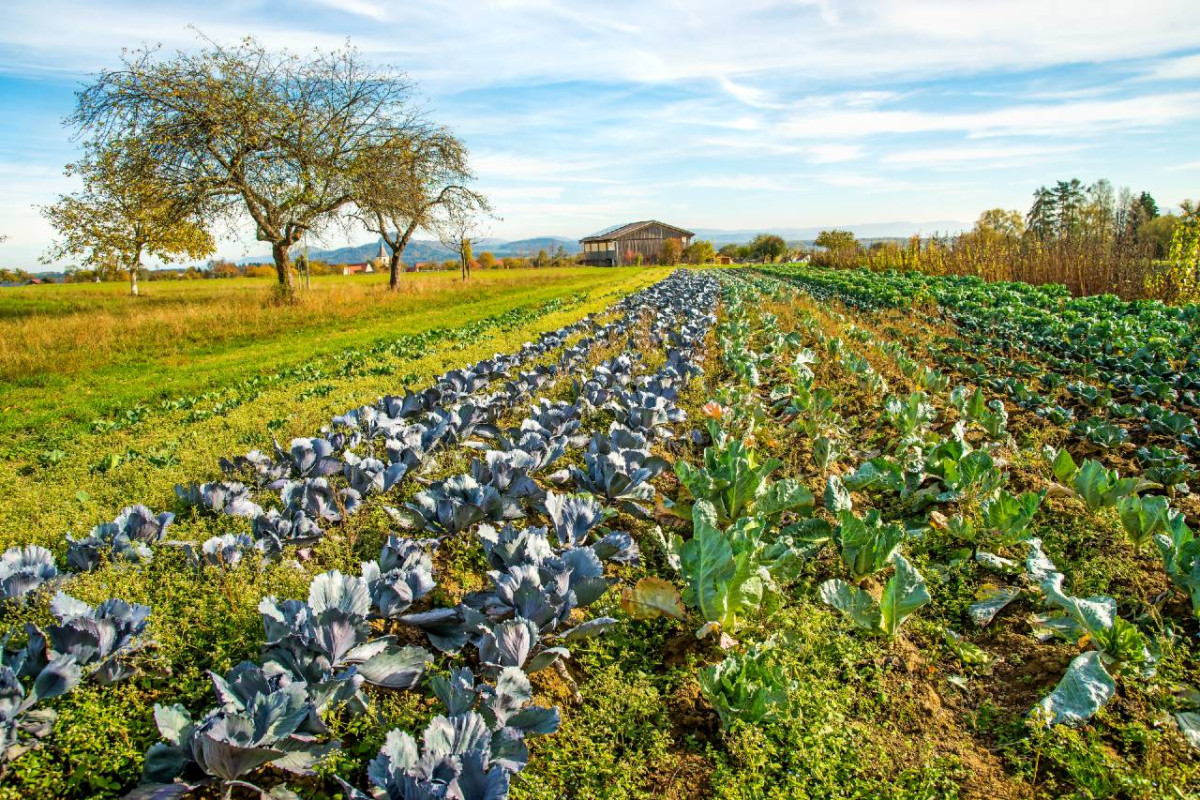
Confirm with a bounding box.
[492,237,579,257]
[232,222,973,269]
[238,236,581,266]
[239,239,454,266]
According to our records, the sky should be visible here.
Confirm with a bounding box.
[1,0,1199,269]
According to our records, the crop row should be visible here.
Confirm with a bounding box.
[0,270,718,798]
[621,269,1198,752]
[49,292,594,466]
[762,265,1200,457]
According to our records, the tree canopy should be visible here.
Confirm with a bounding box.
[659,237,684,265]
[355,126,489,290]
[749,233,788,262]
[42,138,214,296]
[1024,179,1157,244]
[975,209,1025,238]
[69,35,427,302]
[813,230,858,254]
[684,240,716,265]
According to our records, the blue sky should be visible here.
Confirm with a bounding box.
[1,0,1199,268]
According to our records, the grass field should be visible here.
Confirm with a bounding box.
[0,269,656,446]
[0,267,660,552]
[2,265,1198,800]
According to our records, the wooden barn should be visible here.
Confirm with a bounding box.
[579,220,694,266]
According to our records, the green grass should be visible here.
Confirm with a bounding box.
[0,267,662,551]
[6,265,1198,800]
[0,269,656,447]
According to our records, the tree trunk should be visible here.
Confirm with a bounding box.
[129,252,141,297]
[272,241,298,304]
[389,250,403,291]
[385,222,419,292]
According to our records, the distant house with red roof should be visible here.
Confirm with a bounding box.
[342,242,390,275]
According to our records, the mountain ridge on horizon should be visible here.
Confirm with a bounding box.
[234,219,972,266]
[16,220,973,272]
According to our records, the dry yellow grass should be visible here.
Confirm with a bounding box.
[0,269,632,382]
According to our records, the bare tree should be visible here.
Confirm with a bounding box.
[354,127,489,290]
[434,202,492,282]
[68,34,420,303]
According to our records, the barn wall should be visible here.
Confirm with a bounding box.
[612,226,691,263]
[579,222,693,265]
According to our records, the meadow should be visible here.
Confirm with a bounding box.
[0,269,655,446]
[0,266,663,542]
[0,265,1198,800]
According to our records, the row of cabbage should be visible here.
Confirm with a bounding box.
[2,291,605,785]
[85,292,590,440]
[763,265,1200,464]
[0,271,716,798]
[627,270,1199,741]
[753,268,1200,626]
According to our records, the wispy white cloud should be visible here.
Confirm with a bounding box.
[816,172,906,190]
[472,152,619,184]
[881,143,1089,170]
[1144,53,1200,81]
[777,92,1200,139]
[481,185,565,202]
[716,77,782,110]
[806,144,864,163]
[0,0,1198,264]
[305,0,389,22]
[684,175,799,192]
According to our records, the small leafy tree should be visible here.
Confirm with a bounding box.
[749,233,788,262]
[813,230,858,266]
[355,127,488,290]
[660,237,683,265]
[42,139,213,296]
[684,239,716,264]
[434,204,489,282]
[974,209,1024,238]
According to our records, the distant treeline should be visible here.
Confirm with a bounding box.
[800,180,1200,302]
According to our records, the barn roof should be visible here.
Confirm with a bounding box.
[580,220,694,242]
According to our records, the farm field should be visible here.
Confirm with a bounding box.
[1,265,1199,800]
[0,268,658,447]
[0,267,659,547]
